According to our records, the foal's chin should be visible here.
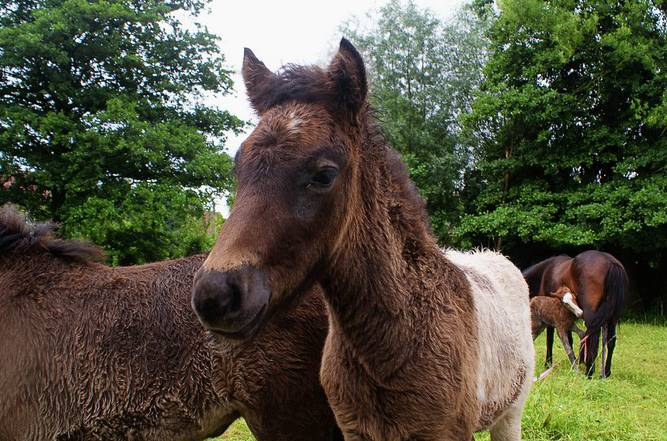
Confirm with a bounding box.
[204,305,268,340]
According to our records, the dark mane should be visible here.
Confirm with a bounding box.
[247,46,366,119]
[0,205,103,263]
[363,110,432,237]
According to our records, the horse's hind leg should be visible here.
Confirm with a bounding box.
[605,323,617,377]
[490,376,532,441]
[557,328,577,368]
[579,328,601,378]
[545,326,554,367]
[600,325,608,379]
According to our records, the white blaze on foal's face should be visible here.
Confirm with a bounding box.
[562,292,584,318]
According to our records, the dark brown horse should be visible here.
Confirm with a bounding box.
[522,251,627,378]
[192,40,534,440]
[0,205,340,441]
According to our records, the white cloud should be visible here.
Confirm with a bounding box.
[198,0,463,152]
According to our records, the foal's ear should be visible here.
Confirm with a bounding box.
[242,48,274,114]
[327,38,368,119]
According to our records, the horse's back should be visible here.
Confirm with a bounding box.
[571,250,625,310]
[0,256,229,440]
[574,250,622,266]
[444,249,534,430]
[572,250,625,283]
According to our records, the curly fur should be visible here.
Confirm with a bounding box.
[0,206,340,441]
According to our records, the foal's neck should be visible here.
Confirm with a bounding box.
[319,142,447,377]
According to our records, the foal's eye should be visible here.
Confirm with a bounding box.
[309,167,338,189]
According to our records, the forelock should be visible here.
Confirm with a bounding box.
[249,64,341,114]
[250,103,333,149]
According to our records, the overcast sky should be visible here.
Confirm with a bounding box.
[195,0,465,153]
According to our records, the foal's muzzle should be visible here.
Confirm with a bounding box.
[562,292,584,318]
[191,265,270,338]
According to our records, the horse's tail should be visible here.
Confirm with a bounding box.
[589,262,627,330]
[607,262,627,326]
[600,262,628,326]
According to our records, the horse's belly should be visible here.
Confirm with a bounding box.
[445,250,535,430]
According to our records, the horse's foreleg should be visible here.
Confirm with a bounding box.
[545,327,554,367]
[605,323,617,377]
[557,328,577,368]
[532,322,545,341]
[600,325,608,379]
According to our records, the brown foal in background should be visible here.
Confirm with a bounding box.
[530,286,585,367]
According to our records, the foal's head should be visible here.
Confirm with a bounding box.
[550,286,584,318]
[191,39,370,337]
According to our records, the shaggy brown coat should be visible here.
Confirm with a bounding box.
[530,287,585,366]
[193,40,533,441]
[0,206,340,441]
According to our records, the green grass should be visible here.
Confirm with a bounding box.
[213,420,253,441]
[211,321,667,441]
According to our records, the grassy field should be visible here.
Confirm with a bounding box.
[211,318,667,441]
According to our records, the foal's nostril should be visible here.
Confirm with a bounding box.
[192,270,247,325]
[193,271,231,320]
[191,265,270,335]
[226,279,242,314]
[194,292,227,325]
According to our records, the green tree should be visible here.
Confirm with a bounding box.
[0,0,243,264]
[343,0,489,242]
[460,0,667,307]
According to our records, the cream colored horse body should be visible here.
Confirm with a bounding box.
[445,250,534,440]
